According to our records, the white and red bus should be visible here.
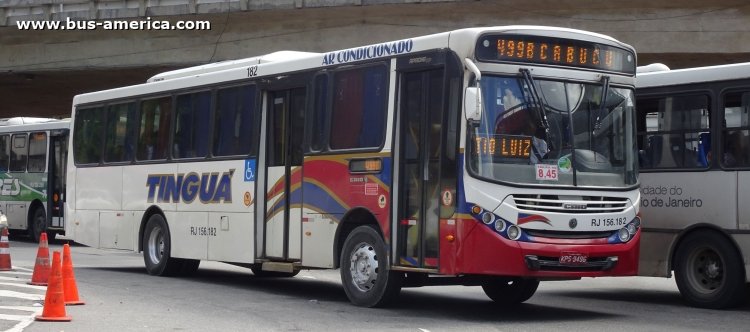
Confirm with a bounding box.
[67,26,641,307]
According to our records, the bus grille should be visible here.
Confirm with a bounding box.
[513,194,628,214]
[524,229,613,239]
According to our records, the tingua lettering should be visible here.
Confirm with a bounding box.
[146,170,234,203]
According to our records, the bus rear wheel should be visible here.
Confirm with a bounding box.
[143,214,183,276]
[28,207,51,243]
[482,278,539,305]
[340,225,402,307]
[674,231,746,309]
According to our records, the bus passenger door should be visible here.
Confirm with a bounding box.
[396,68,446,269]
[47,130,68,233]
[264,88,306,261]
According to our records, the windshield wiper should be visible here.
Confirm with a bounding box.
[519,69,550,132]
[594,75,610,133]
[518,68,554,150]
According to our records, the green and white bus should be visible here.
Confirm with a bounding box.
[0,117,69,242]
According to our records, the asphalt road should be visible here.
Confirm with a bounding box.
[2,236,749,332]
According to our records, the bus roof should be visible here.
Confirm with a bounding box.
[74,25,634,107]
[637,62,750,89]
[0,117,70,133]
[146,51,323,83]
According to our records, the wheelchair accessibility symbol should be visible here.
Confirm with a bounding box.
[244,159,256,182]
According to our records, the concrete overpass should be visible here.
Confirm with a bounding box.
[2,0,750,117]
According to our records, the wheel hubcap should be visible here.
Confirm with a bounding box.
[687,247,723,293]
[148,226,164,264]
[349,242,378,292]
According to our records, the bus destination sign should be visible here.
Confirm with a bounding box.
[474,134,532,161]
[476,34,635,75]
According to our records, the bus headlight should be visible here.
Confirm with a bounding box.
[494,219,506,233]
[611,217,641,244]
[507,225,522,241]
[617,227,630,242]
[626,223,637,235]
[482,212,494,225]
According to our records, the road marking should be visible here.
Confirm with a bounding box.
[0,290,44,301]
[0,313,33,321]
[0,282,46,291]
[0,271,33,276]
[0,267,43,332]
[0,306,42,332]
[0,306,41,312]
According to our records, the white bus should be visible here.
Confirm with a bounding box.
[636,63,750,308]
[0,117,69,242]
[67,26,641,307]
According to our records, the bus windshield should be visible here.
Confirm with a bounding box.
[468,74,638,188]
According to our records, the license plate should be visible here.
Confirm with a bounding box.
[559,252,588,265]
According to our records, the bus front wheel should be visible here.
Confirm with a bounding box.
[340,225,402,307]
[674,231,746,309]
[482,278,539,305]
[143,214,183,276]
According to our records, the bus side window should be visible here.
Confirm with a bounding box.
[637,95,709,169]
[174,91,211,159]
[645,135,662,168]
[308,74,328,153]
[73,107,104,165]
[137,96,172,161]
[329,65,387,150]
[104,102,136,163]
[28,132,47,172]
[0,135,9,172]
[10,134,27,172]
[697,132,711,167]
[722,91,750,167]
[214,85,257,157]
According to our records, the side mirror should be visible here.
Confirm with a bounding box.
[464,86,482,122]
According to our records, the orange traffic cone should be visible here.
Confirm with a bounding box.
[28,232,51,285]
[0,227,11,271]
[61,243,84,305]
[35,251,72,321]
